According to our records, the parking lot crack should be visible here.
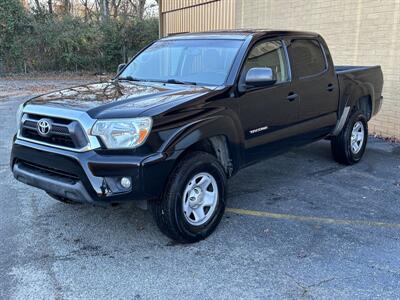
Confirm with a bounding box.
[284,272,309,297]
[368,264,400,277]
[284,273,338,298]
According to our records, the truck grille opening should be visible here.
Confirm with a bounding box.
[20,114,88,150]
[17,160,80,183]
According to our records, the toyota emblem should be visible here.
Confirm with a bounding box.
[37,118,52,136]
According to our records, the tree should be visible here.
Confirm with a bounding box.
[128,0,146,20]
[0,0,27,71]
[59,0,72,13]
[0,0,159,73]
[48,0,53,13]
[137,0,146,20]
[99,0,110,21]
[33,0,43,12]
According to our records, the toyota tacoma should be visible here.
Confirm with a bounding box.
[11,30,384,243]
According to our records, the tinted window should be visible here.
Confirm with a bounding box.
[287,39,326,78]
[120,39,243,85]
[243,40,289,83]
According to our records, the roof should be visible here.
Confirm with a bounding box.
[162,29,320,41]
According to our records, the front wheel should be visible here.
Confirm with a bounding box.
[331,110,368,165]
[150,151,227,243]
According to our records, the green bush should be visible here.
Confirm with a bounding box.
[0,0,28,72]
[0,0,159,73]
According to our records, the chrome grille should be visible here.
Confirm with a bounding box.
[20,114,89,149]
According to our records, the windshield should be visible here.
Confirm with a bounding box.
[119,39,243,86]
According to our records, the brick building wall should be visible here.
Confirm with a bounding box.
[159,0,236,37]
[159,0,400,139]
[236,0,399,139]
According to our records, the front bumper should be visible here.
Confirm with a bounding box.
[11,139,180,203]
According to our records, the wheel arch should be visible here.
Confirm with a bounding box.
[344,81,375,120]
[161,115,243,177]
[355,95,373,120]
[333,93,373,136]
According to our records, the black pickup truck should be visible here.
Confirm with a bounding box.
[11,30,383,243]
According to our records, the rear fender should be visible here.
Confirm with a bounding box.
[340,76,375,113]
[333,80,375,136]
[345,82,375,115]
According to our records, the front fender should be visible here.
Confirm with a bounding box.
[160,114,243,169]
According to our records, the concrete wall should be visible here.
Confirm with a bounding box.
[159,0,400,139]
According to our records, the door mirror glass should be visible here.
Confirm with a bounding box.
[117,63,126,74]
[245,67,276,87]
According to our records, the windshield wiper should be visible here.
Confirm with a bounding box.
[165,79,197,85]
[118,76,142,82]
[119,77,197,85]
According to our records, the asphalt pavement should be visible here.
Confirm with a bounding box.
[1,85,400,299]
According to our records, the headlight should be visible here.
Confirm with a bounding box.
[16,103,25,129]
[91,117,152,149]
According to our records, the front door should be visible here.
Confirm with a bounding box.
[238,39,299,164]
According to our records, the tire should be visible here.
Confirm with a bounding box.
[46,192,81,204]
[150,151,227,243]
[331,110,368,165]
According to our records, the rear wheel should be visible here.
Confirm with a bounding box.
[150,151,227,243]
[331,110,368,165]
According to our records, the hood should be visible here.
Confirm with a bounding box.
[27,81,214,119]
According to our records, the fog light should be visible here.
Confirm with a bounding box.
[120,177,132,189]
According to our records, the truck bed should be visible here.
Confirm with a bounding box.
[335,65,380,74]
[335,65,383,120]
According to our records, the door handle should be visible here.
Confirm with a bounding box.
[287,92,298,102]
[327,83,335,92]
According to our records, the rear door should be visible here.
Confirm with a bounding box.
[237,39,300,164]
[286,38,339,139]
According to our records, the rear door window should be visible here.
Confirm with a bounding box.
[287,39,327,79]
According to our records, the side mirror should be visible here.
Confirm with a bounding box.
[117,63,126,74]
[245,67,276,87]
